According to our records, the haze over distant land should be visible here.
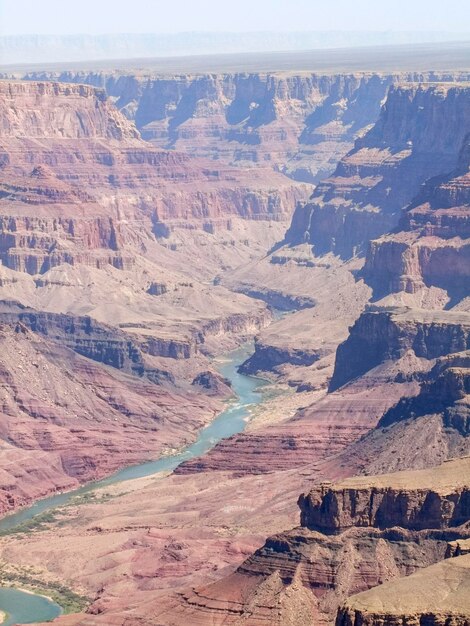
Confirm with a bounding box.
[1,31,470,65]
[1,41,470,75]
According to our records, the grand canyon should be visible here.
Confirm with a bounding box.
[0,9,468,626]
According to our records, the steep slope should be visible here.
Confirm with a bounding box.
[285,83,470,258]
[336,554,470,626]
[0,79,310,514]
[149,457,470,626]
[175,354,422,475]
[329,306,470,391]
[215,82,470,397]
[331,350,470,476]
[18,71,469,183]
[0,322,223,516]
[0,80,306,355]
[364,132,470,300]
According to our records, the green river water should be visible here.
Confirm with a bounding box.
[0,344,267,624]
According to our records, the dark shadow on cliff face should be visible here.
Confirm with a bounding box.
[378,352,470,435]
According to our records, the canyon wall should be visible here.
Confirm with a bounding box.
[285,83,470,258]
[378,351,470,433]
[363,132,470,297]
[0,79,293,515]
[158,457,470,626]
[330,307,470,391]
[19,71,470,184]
[0,80,309,246]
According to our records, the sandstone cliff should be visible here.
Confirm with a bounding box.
[20,71,470,184]
[299,459,470,533]
[285,83,470,258]
[0,81,309,246]
[363,132,470,298]
[330,307,470,391]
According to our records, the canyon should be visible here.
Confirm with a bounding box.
[0,77,307,515]
[0,42,468,626]
[12,69,469,188]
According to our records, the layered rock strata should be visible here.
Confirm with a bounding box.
[156,457,470,626]
[0,322,223,515]
[0,80,310,258]
[336,553,470,626]
[21,71,470,185]
[363,132,470,297]
[299,461,470,533]
[330,307,470,391]
[0,79,295,515]
[175,354,421,475]
[285,83,470,258]
[379,351,470,433]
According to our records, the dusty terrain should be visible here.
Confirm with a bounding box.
[0,63,467,626]
[337,553,470,626]
[0,78,314,513]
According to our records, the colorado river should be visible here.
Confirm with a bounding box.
[0,344,267,623]
[0,589,62,626]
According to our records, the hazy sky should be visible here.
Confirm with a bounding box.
[1,0,469,35]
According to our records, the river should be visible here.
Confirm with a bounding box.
[0,343,267,624]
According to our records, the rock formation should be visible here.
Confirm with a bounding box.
[0,61,468,626]
[285,83,470,258]
[0,321,224,515]
[363,132,470,298]
[0,79,303,514]
[18,71,470,184]
[330,307,470,391]
[299,463,470,533]
[336,554,470,626]
[152,457,470,626]
[378,351,470,433]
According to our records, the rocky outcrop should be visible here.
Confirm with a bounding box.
[336,554,470,626]
[0,80,139,140]
[285,83,470,258]
[363,133,470,297]
[330,307,470,391]
[161,457,470,626]
[299,482,470,534]
[20,72,470,184]
[239,337,323,374]
[379,351,470,433]
[0,300,271,367]
[0,300,176,374]
[191,370,233,397]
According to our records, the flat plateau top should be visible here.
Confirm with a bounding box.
[344,553,470,615]
[1,41,470,75]
[325,456,470,493]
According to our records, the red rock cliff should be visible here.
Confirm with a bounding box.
[285,83,470,258]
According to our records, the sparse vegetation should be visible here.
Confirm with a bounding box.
[0,510,63,537]
[0,490,119,538]
[0,565,90,614]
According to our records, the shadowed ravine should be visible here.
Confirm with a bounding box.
[0,343,268,623]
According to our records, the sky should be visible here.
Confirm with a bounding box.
[0,0,469,36]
